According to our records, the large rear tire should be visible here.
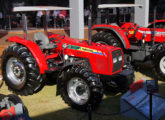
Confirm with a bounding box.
[92,31,122,48]
[61,66,103,111]
[153,44,165,80]
[1,44,45,96]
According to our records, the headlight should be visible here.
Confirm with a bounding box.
[113,58,117,63]
[118,56,122,61]
[64,55,69,60]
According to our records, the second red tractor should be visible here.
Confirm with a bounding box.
[92,3,165,80]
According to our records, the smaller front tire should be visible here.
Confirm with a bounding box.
[61,66,103,111]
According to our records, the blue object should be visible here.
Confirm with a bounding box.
[120,80,165,120]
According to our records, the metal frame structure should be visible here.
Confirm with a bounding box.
[13,6,71,39]
[69,0,84,39]
[97,4,143,25]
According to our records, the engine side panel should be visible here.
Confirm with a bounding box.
[120,22,165,43]
[60,39,123,75]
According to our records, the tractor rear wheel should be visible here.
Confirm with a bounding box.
[1,44,45,96]
[61,66,103,111]
[153,44,165,80]
[92,31,122,48]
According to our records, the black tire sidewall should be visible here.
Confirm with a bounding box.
[1,44,44,95]
[154,51,165,78]
[61,67,103,111]
[92,31,122,49]
[2,46,27,90]
[63,71,94,110]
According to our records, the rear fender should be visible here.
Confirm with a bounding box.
[8,36,48,74]
[92,24,130,49]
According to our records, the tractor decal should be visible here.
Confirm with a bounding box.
[68,45,103,56]
[138,30,165,35]
[129,31,135,35]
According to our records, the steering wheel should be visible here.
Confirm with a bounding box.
[49,35,65,43]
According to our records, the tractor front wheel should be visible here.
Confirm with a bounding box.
[1,44,45,96]
[61,66,103,111]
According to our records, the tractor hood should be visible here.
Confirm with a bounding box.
[54,35,124,75]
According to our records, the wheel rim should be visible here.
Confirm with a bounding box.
[160,56,165,74]
[6,57,26,89]
[67,77,90,105]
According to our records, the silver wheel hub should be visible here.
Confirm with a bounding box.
[67,77,90,105]
[6,57,26,89]
[160,56,165,74]
[12,62,24,78]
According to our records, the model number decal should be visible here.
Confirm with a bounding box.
[68,45,103,55]
[138,30,165,36]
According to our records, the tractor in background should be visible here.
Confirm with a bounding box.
[92,2,165,80]
[148,19,165,28]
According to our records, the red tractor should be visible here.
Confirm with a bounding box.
[148,19,165,28]
[92,3,165,80]
[1,6,134,111]
[0,94,29,120]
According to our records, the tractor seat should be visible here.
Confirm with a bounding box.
[33,32,56,50]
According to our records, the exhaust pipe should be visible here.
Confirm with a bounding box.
[88,2,92,46]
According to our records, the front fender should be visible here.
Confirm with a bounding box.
[8,36,48,74]
[92,24,130,49]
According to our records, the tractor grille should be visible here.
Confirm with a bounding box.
[111,49,123,73]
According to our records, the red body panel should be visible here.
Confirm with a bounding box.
[120,22,165,43]
[0,107,16,120]
[49,34,123,75]
[129,80,144,93]
[150,19,165,25]
[92,22,165,50]
[8,33,123,76]
[136,28,165,42]
[8,37,48,74]
[92,24,130,49]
